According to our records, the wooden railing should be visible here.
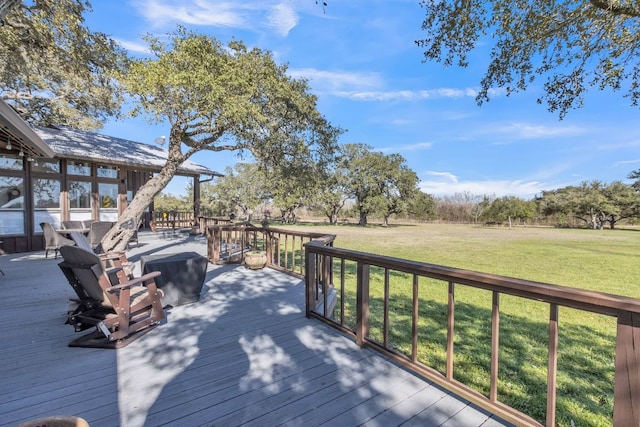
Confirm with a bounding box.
[151,210,194,230]
[204,224,640,426]
[198,216,233,231]
[304,238,640,427]
[205,223,330,278]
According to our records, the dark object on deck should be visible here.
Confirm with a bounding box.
[58,245,165,348]
[140,251,208,307]
[40,222,75,258]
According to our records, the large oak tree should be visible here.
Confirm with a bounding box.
[0,0,127,129]
[102,28,340,251]
[416,0,640,118]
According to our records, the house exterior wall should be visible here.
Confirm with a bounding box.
[0,152,194,254]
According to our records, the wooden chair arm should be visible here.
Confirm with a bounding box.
[99,251,127,260]
[106,271,161,292]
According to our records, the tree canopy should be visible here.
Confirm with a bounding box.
[0,0,127,129]
[102,28,341,251]
[416,0,640,118]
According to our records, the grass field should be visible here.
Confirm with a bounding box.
[282,222,640,426]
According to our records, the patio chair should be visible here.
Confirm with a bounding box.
[58,245,165,348]
[69,231,134,279]
[87,221,114,253]
[61,220,83,229]
[40,222,75,258]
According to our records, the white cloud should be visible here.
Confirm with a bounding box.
[333,88,477,102]
[134,0,247,27]
[131,0,299,35]
[114,38,150,54]
[420,171,546,198]
[288,68,382,91]
[490,122,586,139]
[267,3,299,36]
[380,142,433,153]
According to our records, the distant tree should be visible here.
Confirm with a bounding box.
[483,196,535,227]
[311,171,349,225]
[153,192,190,213]
[0,0,127,129]
[338,144,382,226]
[379,154,420,227]
[205,163,270,221]
[629,169,640,191]
[406,191,436,221]
[436,192,484,223]
[538,181,639,229]
[416,0,640,118]
[339,144,419,226]
[600,181,640,228]
[101,28,340,252]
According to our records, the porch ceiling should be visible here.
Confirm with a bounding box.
[0,100,55,159]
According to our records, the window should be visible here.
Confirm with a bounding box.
[0,154,23,171]
[97,165,118,179]
[0,176,24,235]
[32,158,60,173]
[69,180,92,208]
[33,178,62,229]
[33,179,61,208]
[67,161,91,176]
[99,182,118,208]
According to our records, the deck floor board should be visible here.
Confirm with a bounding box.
[0,232,514,427]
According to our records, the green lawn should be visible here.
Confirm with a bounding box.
[284,223,640,426]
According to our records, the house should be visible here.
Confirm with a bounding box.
[0,100,220,253]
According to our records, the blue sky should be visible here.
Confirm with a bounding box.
[85,0,640,199]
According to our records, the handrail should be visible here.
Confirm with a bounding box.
[304,237,640,427]
[204,224,640,426]
[205,223,331,278]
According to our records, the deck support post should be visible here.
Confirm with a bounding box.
[356,262,370,347]
[614,311,640,426]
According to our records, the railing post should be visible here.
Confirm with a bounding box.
[265,230,273,265]
[614,311,640,426]
[305,248,317,318]
[356,262,370,347]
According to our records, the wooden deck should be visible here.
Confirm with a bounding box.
[0,231,513,427]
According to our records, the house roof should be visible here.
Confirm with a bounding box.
[0,100,55,158]
[34,125,221,177]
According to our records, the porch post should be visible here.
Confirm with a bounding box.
[193,175,201,229]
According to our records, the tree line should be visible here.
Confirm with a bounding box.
[156,156,640,229]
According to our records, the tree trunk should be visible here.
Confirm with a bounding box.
[358,210,368,226]
[101,138,184,253]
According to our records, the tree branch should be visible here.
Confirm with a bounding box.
[589,0,640,17]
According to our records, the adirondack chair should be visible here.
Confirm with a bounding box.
[58,245,165,348]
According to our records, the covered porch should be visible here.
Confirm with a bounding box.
[0,231,509,427]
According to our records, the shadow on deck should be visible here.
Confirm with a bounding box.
[0,232,512,427]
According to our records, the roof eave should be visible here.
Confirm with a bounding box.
[0,100,55,158]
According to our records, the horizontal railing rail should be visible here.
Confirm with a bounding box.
[206,223,331,278]
[151,210,194,230]
[305,239,640,427]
